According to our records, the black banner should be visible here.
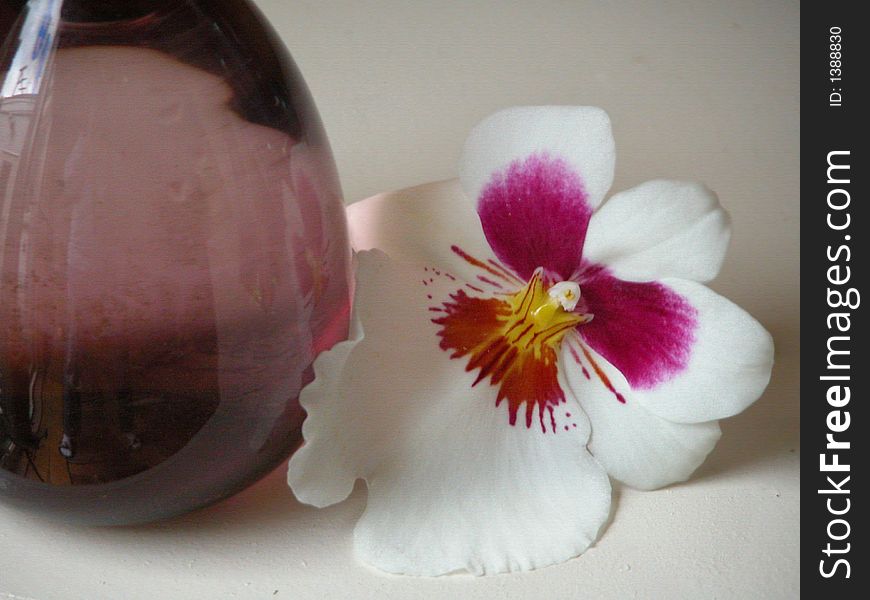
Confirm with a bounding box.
[803,2,867,595]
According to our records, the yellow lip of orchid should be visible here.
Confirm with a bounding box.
[505,269,592,356]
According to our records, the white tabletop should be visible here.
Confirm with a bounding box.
[2,1,799,598]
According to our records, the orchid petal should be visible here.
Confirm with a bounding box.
[460,106,615,280]
[289,251,612,576]
[561,335,721,490]
[583,180,731,283]
[632,278,775,424]
[348,180,510,285]
[578,265,698,392]
[286,310,364,507]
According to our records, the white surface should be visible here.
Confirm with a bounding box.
[1,1,799,598]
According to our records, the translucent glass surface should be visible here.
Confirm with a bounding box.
[0,0,351,524]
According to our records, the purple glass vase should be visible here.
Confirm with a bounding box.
[0,0,351,524]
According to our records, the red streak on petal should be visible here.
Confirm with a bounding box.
[488,258,524,284]
[569,345,582,364]
[580,345,626,404]
[569,342,594,380]
[466,283,485,293]
[528,320,581,348]
[477,275,503,289]
[451,244,518,284]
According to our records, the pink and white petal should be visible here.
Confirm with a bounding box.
[460,107,615,281]
[583,180,731,283]
[561,336,721,490]
[578,265,698,392]
[632,278,775,424]
[348,180,515,287]
[289,251,612,575]
[461,106,615,211]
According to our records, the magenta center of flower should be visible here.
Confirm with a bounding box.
[427,152,700,431]
[474,152,699,391]
[429,252,698,432]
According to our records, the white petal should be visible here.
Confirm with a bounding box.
[289,251,612,575]
[561,336,721,490]
[356,405,611,576]
[347,180,504,284]
[286,309,364,507]
[460,106,615,210]
[583,180,731,283]
[634,278,775,424]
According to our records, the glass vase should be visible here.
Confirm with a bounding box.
[0,0,352,524]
